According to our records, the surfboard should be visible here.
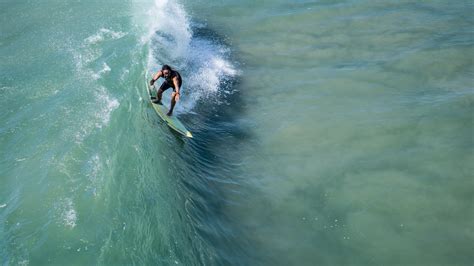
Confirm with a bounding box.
[146,77,193,138]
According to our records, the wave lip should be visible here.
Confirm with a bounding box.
[145,0,239,114]
[144,0,192,59]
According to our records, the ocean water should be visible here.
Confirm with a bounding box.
[1,0,473,265]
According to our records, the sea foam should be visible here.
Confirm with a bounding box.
[85,28,127,45]
[144,0,238,114]
[56,197,77,228]
[92,62,111,80]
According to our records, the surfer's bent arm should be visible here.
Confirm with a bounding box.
[150,71,163,85]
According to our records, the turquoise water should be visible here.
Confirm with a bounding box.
[1,0,473,265]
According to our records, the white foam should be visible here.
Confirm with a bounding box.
[85,28,127,44]
[70,32,119,140]
[0,203,6,208]
[0,86,13,91]
[180,38,238,112]
[94,86,120,129]
[71,46,98,70]
[144,0,238,114]
[71,86,119,144]
[58,198,77,228]
[18,260,29,266]
[86,154,103,197]
[143,0,192,57]
[92,62,111,80]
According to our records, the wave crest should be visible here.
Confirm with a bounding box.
[145,0,238,114]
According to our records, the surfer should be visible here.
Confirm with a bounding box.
[149,65,182,116]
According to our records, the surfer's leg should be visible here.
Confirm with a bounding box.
[168,92,177,116]
[155,82,170,104]
[168,80,181,115]
[155,88,164,103]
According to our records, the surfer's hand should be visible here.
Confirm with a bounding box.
[149,79,155,86]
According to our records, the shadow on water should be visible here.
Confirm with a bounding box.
[150,23,259,265]
[178,84,256,265]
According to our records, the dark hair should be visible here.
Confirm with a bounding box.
[162,65,172,71]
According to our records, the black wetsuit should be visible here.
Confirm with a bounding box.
[159,70,182,92]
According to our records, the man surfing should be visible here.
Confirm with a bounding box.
[149,64,182,116]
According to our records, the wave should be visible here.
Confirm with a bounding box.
[63,28,122,144]
[85,154,104,198]
[145,0,238,114]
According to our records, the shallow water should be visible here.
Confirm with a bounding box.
[1,0,473,265]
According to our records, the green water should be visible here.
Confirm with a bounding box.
[1,0,473,265]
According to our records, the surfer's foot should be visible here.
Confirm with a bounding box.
[166,111,173,116]
[152,99,162,105]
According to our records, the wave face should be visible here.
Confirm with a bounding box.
[182,1,474,266]
[144,0,238,114]
[1,0,245,265]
